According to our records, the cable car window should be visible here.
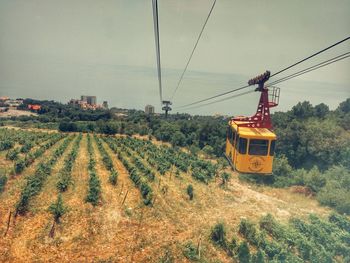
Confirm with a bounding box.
[231,129,236,145]
[248,139,269,156]
[269,140,276,156]
[237,137,247,154]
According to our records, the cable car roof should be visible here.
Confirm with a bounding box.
[230,121,276,139]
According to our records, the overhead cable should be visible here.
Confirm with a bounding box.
[152,0,163,104]
[179,52,350,111]
[178,90,255,111]
[270,36,350,77]
[174,37,350,110]
[175,84,250,109]
[170,0,217,101]
[268,52,350,86]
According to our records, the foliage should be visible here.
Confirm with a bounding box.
[49,194,67,223]
[182,241,199,261]
[14,158,26,174]
[56,134,82,192]
[16,136,72,215]
[94,135,118,186]
[86,134,101,206]
[0,140,14,151]
[6,148,19,160]
[271,162,350,214]
[59,121,78,132]
[212,214,350,262]
[237,241,250,263]
[187,184,194,200]
[211,222,227,248]
[13,133,64,174]
[316,166,350,214]
[221,172,231,187]
[0,175,7,193]
[104,137,154,205]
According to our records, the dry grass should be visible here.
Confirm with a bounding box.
[0,131,331,262]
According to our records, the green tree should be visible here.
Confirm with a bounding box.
[314,103,329,118]
[202,145,214,157]
[291,101,314,119]
[171,131,186,147]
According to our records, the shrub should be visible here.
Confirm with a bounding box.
[56,172,71,192]
[109,170,118,185]
[14,158,26,174]
[187,184,194,200]
[237,241,250,263]
[49,194,67,223]
[239,219,258,245]
[182,241,199,261]
[211,222,226,248]
[221,172,231,186]
[251,249,265,263]
[0,175,7,193]
[6,149,19,160]
[86,172,101,206]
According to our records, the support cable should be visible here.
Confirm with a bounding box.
[174,37,350,110]
[268,52,350,86]
[179,52,350,111]
[170,0,217,101]
[152,0,163,104]
[270,36,350,77]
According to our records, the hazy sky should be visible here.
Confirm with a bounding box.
[0,0,349,115]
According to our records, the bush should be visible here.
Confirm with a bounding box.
[182,241,199,261]
[187,184,194,200]
[0,175,7,193]
[239,219,258,245]
[221,172,231,187]
[211,222,226,247]
[14,158,26,174]
[109,170,118,185]
[86,172,101,206]
[251,249,265,263]
[237,241,250,263]
[49,194,67,223]
[59,121,77,132]
[56,172,71,192]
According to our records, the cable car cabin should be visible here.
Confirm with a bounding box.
[224,70,280,175]
[225,121,276,174]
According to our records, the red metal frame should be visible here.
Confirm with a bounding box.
[231,71,279,129]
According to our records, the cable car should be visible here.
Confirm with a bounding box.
[225,71,280,175]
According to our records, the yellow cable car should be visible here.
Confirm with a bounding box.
[225,71,280,175]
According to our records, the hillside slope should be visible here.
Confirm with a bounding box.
[0,130,332,262]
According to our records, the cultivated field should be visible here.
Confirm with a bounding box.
[0,128,348,262]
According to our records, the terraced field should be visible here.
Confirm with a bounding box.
[0,128,348,262]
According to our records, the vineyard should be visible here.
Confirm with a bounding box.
[0,127,349,262]
[210,213,350,262]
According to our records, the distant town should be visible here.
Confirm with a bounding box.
[0,95,156,118]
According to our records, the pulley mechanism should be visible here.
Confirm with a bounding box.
[162,100,172,118]
[232,70,280,129]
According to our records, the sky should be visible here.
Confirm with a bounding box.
[0,0,349,115]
